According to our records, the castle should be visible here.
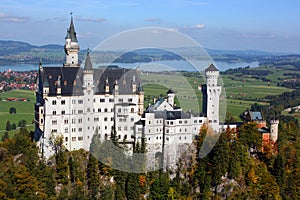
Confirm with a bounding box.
[34,17,278,169]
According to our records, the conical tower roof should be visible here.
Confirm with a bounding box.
[205,64,219,72]
[68,16,78,42]
[84,49,93,70]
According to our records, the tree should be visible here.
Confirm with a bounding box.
[126,173,141,200]
[18,120,27,128]
[55,151,69,185]
[5,121,11,131]
[239,122,262,151]
[87,153,100,199]
[9,107,16,114]
[1,132,9,141]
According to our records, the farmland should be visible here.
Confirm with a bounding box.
[0,90,35,134]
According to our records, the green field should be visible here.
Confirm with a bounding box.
[0,90,35,132]
[141,72,293,121]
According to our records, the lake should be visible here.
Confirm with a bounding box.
[0,60,258,72]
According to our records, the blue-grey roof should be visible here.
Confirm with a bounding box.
[250,111,263,121]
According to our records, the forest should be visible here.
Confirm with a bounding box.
[0,112,299,200]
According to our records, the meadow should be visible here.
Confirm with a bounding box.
[141,71,293,121]
[0,90,35,134]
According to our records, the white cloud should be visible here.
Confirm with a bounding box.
[76,17,106,23]
[194,24,205,29]
[145,18,161,22]
[0,12,30,23]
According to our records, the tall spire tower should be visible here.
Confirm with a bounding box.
[64,13,80,67]
[202,64,222,132]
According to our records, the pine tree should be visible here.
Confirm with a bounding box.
[5,120,11,131]
[1,131,9,141]
[87,153,100,199]
[55,151,69,185]
[126,173,141,200]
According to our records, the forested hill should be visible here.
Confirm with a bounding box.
[0,40,63,56]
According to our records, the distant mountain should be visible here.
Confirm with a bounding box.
[0,40,298,66]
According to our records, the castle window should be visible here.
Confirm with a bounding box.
[104,108,108,112]
[78,110,83,114]
[52,120,57,125]
[214,120,217,123]
[118,126,121,131]
[131,118,134,122]
[184,120,187,124]
[98,108,101,112]
[40,119,43,124]
[128,98,133,102]
[65,128,68,133]
[100,98,105,103]
[72,128,76,132]
[65,137,68,142]
[78,100,83,104]
[111,117,114,121]
[185,128,187,132]
[78,136,83,141]
[52,111,56,115]
[51,129,57,133]
[179,121,182,124]
[94,117,99,122]
[124,126,128,131]
[124,135,127,140]
[105,134,108,140]
[131,108,134,113]
[179,136,181,140]
[78,118,82,123]
[118,98,123,103]
[78,128,82,132]
[72,99,76,104]
[199,120,202,123]
[72,110,75,114]
[64,119,68,124]
[166,137,169,141]
[209,120,212,123]
[185,136,187,140]
[109,98,114,103]
[52,100,57,105]
[72,137,76,141]
[62,110,66,115]
[118,135,121,139]
[87,108,90,112]
[41,109,43,114]
[194,120,197,123]
[104,117,108,121]
[105,126,107,130]
[118,108,121,113]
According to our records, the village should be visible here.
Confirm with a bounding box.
[0,69,36,93]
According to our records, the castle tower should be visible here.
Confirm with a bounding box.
[167,88,175,107]
[83,49,94,90]
[202,64,222,132]
[82,50,94,148]
[138,85,144,116]
[64,15,80,67]
[270,119,279,143]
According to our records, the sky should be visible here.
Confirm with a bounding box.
[1,0,300,53]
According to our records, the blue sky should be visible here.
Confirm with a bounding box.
[1,0,300,53]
